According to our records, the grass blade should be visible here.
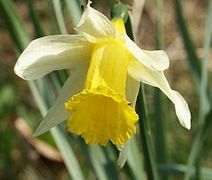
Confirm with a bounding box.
[0,0,30,49]
[64,0,82,26]
[199,0,212,123]
[158,163,212,179]
[184,108,212,180]
[136,85,160,180]
[51,128,84,180]
[26,0,44,37]
[89,146,111,180]
[127,137,146,179]
[172,0,201,89]
[52,0,68,34]
[184,1,212,179]
[154,1,168,179]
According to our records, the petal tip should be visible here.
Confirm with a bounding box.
[184,120,191,130]
[179,113,191,130]
[14,64,26,80]
[117,142,130,168]
[117,158,125,168]
[33,130,41,138]
[33,127,49,137]
[33,122,49,137]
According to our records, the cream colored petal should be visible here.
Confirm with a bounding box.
[125,73,140,108]
[14,35,92,80]
[117,76,140,167]
[33,65,88,137]
[117,141,130,168]
[125,35,169,71]
[128,58,191,129]
[75,4,115,41]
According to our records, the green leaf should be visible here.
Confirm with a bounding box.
[154,1,168,179]
[64,0,82,26]
[27,0,44,37]
[52,0,68,34]
[184,1,212,179]
[136,85,160,180]
[0,0,30,50]
[158,163,212,179]
[89,146,110,180]
[199,0,212,122]
[127,137,146,180]
[51,127,85,180]
[172,0,201,90]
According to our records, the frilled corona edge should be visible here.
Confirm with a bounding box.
[65,86,138,146]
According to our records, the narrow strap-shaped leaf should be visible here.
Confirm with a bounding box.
[172,0,201,90]
[52,0,68,34]
[127,137,146,179]
[158,163,212,178]
[136,85,160,180]
[26,0,44,37]
[0,0,30,49]
[154,1,168,179]
[184,1,212,179]
[89,146,109,180]
[51,127,85,180]
[64,0,82,26]
[103,145,119,180]
[184,108,212,180]
[199,0,212,123]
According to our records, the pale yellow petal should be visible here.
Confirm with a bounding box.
[128,58,191,129]
[33,65,88,137]
[125,73,140,108]
[125,35,169,71]
[75,4,115,41]
[15,35,92,80]
[117,140,130,168]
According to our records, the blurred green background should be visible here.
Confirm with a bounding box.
[0,0,211,179]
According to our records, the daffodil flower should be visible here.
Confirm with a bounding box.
[14,2,191,147]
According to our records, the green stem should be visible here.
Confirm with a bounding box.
[65,0,82,26]
[172,0,201,90]
[199,0,212,124]
[184,1,212,179]
[136,85,160,180]
[52,0,68,34]
[184,109,212,180]
[154,1,168,179]
[27,0,44,37]
[158,163,212,178]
